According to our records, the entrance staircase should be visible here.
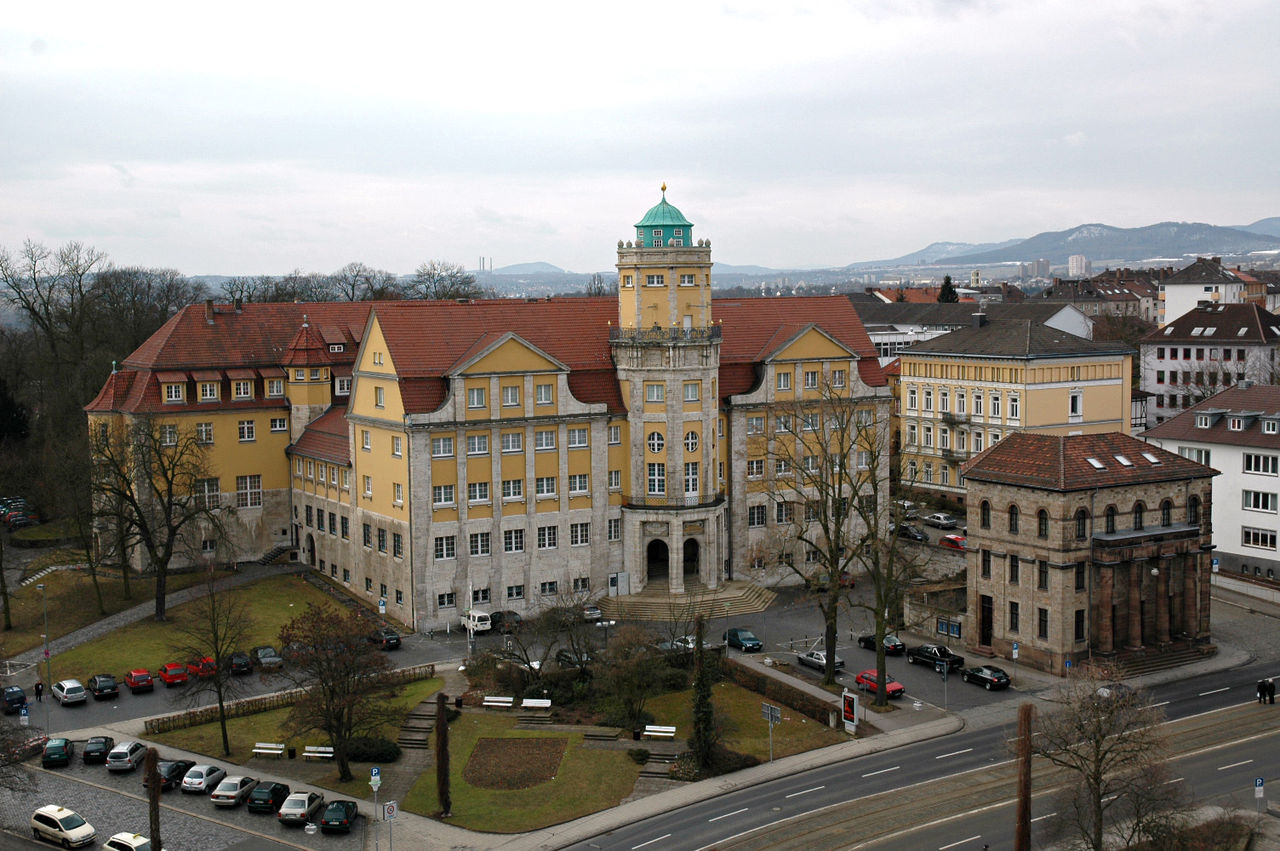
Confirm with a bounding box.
[1084,640,1216,679]
[597,578,775,622]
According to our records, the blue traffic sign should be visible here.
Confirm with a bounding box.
[1257,777,1265,788]
[19,707,28,716]
[1065,660,1072,669]
[1011,641,1019,651]
[371,766,380,778]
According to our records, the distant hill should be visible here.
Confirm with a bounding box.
[1234,217,1280,238]
[491,261,565,275]
[945,222,1280,266]
[856,239,1024,268]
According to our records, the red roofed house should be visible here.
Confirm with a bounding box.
[961,432,1215,674]
[87,190,890,631]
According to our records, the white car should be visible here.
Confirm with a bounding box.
[210,775,258,807]
[104,833,163,851]
[51,679,87,705]
[181,764,227,794]
[923,512,959,529]
[31,805,96,848]
[796,649,846,671]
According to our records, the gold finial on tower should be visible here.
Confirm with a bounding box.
[661,182,667,195]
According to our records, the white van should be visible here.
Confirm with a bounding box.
[464,609,492,633]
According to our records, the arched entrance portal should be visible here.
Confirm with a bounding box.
[646,540,670,581]
[683,538,700,578]
[305,533,316,566]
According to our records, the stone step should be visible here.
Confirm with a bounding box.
[640,766,674,778]
[598,581,776,623]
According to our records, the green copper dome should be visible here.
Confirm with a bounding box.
[634,184,693,247]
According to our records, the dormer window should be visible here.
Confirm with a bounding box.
[329,344,344,353]
[199,382,218,402]
[336,377,351,396]
[232,380,252,400]
[1195,414,1212,428]
[267,379,284,397]
[1229,417,1244,431]
[1265,421,1279,435]
[164,383,184,403]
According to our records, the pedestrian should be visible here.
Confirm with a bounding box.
[33,681,43,702]
[1269,679,1276,705]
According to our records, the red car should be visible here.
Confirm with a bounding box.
[854,669,906,698]
[157,663,189,687]
[939,534,967,551]
[123,669,154,693]
[186,657,216,678]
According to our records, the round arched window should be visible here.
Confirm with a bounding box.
[647,432,665,453]
[685,431,699,452]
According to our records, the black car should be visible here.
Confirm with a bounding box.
[856,633,906,655]
[906,643,966,671]
[87,674,120,701]
[226,651,253,675]
[490,610,523,634]
[42,738,74,768]
[82,736,115,764]
[723,628,763,652]
[961,665,1011,690]
[893,523,928,542]
[247,781,291,814]
[556,648,593,669]
[2,685,26,714]
[146,759,196,792]
[319,799,359,833]
[368,627,401,650]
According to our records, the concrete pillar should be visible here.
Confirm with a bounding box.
[1126,562,1143,649]
[1183,553,1199,638]
[1156,562,1171,644]
[1097,566,1114,654]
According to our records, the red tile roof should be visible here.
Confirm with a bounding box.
[1142,385,1280,450]
[290,406,351,465]
[961,431,1216,492]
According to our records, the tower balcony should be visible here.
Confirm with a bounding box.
[623,491,726,511]
[610,325,722,345]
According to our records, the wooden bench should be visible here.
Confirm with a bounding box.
[252,742,286,758]
[482,696,515,709]
[520,698,551,710]
[642,725,676,739]
[302,745,334,760]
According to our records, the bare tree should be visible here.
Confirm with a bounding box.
[410,260,482,301]
[278,603,399,782]
[599,624,666,729]
[89,417,225,621]
[330,262,404,302]
[584,272,609,296]
[92,266,206,355]
[144,746,162,849]
[1029,668,1189,850]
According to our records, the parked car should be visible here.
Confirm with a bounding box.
[103,833,158,851]
[226,652,253,675]
[906,643,966,671]
[82,736,115,764]
[250,645,284,671]
[580,603,603,622]
[8,513,40,529]
[811,571,856,591]
[87,673,120,701]
[368,627,402,650]
[277,791,325,825]
[555,648,593,669]
[31,805,95,848]
[892,523,928,542]
[146,759,196,792]
[1095,682,1137,702]
[939,534,967,551]
[51,679,86,705]
[124,669,154,693]
[893,499,920,519]
[106,741,147,772]
[856,633,906,655]
[923,512,959,529]
[186,657,216,678]
[210,775,258,807]
[854,669,906,698]
[3,684,27,713]
[723,628,763,652]
[41,738,74,768]
[181,764,227,794]
[490,610,523,633]
[247,781,291,814]
[157,663,188,687]
[319,799,360,833]
[796,649,845,671]
[656,634,696,653]
[961,665,1011,690]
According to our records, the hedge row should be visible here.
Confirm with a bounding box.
[721,657,835,725]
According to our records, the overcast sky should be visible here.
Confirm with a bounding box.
[2,1,1278,276]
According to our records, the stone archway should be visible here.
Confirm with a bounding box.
[683,538,700,577]
[646,539,670,581]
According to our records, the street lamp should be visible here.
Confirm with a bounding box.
[596,619,616,649]
[36,583,51,733]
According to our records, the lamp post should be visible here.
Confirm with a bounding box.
[596,619,616,650]
[36,583,51,733]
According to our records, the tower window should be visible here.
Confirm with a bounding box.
[679,274,696,286]
[646,274,665,287]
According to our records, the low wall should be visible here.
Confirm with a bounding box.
[721,657,834,726]
[1212,571,1280,605]
[143,662,436,735]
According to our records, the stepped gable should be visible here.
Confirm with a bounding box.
[289,406,350,466]
[962,431,1217,492]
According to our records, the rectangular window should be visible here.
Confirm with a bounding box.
[803,370,819,389]
[647,463,666,495]
[990,393,1001,418]
[747,505,766,527]
[158,424,178,446]
[567,427,588,448]
[608,517,620,540]
[361,430,371,451]
[1009,601,1020,633]
[1243,491,1278,513]
[1009,395,1020,420]
[196,421,213,444]
[906,387,918,411]
[1180,446,1212,465]
[974,393,984,416]
[235,475,261,508]
[432,484,455,506]
[1037,560,1049,590]
[329,511,337,535]
[432,436,454,457]
[775,458,792,476]
[746,416,764,434]
[535,476,556,497]
[646,383,665,403]
[473,588,491,605]
[395,589,403,605]
[233,380,252,400]
[776,371,791,391]
[503,529,525,553]
[608,469,621,489]
[469,532,491,556]
[341,516,349,539]
[501,385,520,407]
[1242,527,1278,550]
[267,378,284,397]
[468,481,490,503]
[683,382,700,402]
[1074,609,1086,642]
[343,569,350,583]
[391,435,402,457]
[746,459,764,478]
[536,383,553,405]
[537,526,558,549]
[832,369,846,388]
[437,592,456,608]
[1244,453,1279,475]
[608,425,621,444]
[534,430,556,450]
[194,478,220,509]
[199,382,218,401]
[507,584,524,600]
[270,417,287,433]
[362,524,372,547]
[238,420,255,442]
[467,434,489,455]
[502,478,523,499]
[164,383,184,403]
[1038,608,1049,640]
[363,475,373,497]
[570,522,590,546]
[374,386,385,408]
[679,273,695,286]
[568,473,588,494]
[377,528,387,553]
[980,549,991,579]
[1075,563,1086,591]
[434,536,456,559]
[1009,554,1020,585]
[684,461,699,495]
[501,432,523,453]
[540,581,559,595]
[467,387,486,409]
[776,502,794,523]
[923,388,933,412]
[645,274,665,287]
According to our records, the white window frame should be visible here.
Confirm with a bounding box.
[238,420,255,442]
[534,430,556,451]
[466,434,489,455]
[467,387,485,409]
[502,385,520,407]
[501,432,523,453]
[535,383,553,405]
[567,427,588,448]
[432,484,455,506]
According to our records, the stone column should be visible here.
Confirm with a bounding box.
[668,529,684,595]
[1156,561,1171,644]
[1096,565,1114,653]
[1126,562,1143,649]
[1183,553,1199,638]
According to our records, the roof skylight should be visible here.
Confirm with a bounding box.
[1114,455,1133,466]
[1141,452,1161,464]
[1086,458,1105,469]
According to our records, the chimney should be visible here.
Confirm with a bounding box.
[972,312,988,328]
[204,299,215,325]
[234,297,243,312]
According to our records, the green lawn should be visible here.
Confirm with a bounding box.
[646,680,848,760]
[401,713,640,832]
[0,567,211,657]
[46,574,337,684]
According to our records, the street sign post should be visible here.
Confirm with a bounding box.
[1257,777,1265,813]
[383,801,397,820]
[379,598,387,615]
[370,768,382,851]
[1011,641,1019,686]
[761,702,781,762]
[19,707,28,727]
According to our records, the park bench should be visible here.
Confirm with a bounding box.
[642,725,676,739]
[252,742,285,758]
[520,698,551,710]
[482,696,515,709]
[302,745,334,760]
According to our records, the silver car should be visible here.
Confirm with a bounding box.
[210,775,258,807]
[277,791,324,825]
[181,764,227,794]
[105,741,147,772]
[51,679,87,705]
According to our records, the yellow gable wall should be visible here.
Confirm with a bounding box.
[358,318,398,376]
[465,338,560,375]
[771,329,854,362]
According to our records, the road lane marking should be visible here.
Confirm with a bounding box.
[862,766,900,777]
[1031,812,1057,823]
[632,834,671,849]
[936,748,974,760]
[785,786,824,798]
[938,836,981,850]
[708,808,748,823]
[1165,777,1184,785]
[1218,759,1254,771]
[1199,687,1230,696]
[1148,700,1170,708]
